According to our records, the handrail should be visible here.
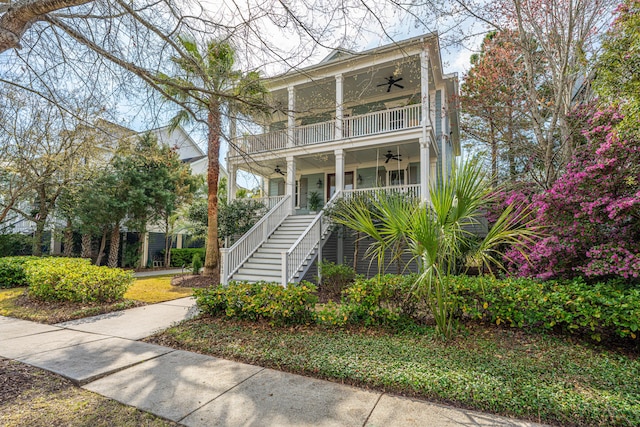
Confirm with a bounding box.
[282,190,342,285]
[343,184,421,200]
[221,195,291,285]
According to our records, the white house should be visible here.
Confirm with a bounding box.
[222,32,460,285]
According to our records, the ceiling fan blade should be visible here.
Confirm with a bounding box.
[394,77,403,83]
[386,86,391,92]
[394,84,404,89]
[385,157,390,163]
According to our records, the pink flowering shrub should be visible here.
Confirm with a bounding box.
[508,104,640,281]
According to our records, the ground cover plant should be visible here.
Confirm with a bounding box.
[148,316,640,427]
[0,358,178,427]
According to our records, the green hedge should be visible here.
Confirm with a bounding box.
[0,234,32,257]
[195,281,317,326]
[317,274,425,327]
[25,257,134,303]
[170,248,206,268]
[450,275,640,340]
[0,256,38,288]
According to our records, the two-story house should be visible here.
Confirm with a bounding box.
[222,32,460,285]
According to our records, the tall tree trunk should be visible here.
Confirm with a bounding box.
[507,108,516,182]
[81,233,92,259]
[108,221,120,268]
[63,217,73,257]
[489,117,498,186]
[164,214,171,267]
[96,228,107,266]
[138,223,147,269]
[32,219,46,256]
[204,103,221,280]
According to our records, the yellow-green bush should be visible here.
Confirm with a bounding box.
[25,258,134,303]
[195,281,317,326]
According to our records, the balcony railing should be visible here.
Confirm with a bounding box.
[231,104,422,156]
[343,184,422,200]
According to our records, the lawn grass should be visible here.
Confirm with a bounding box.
[0,275,192,324]
[124,275,193,303]
[148,316,640,427]
[0,288,141,323]
[0,358,178,427]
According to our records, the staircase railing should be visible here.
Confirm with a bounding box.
[221,195,291,285]
[282,190,342,285]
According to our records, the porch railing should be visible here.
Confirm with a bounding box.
[282,190,341,285]
[221,195,291,285]
[253,195,287,209]
[295,120,335,146]
[231,104,422,156]
[343,104,421,139]
[241,129,288,154]
[343,184,421,200]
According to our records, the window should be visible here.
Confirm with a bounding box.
[389,169,405,186]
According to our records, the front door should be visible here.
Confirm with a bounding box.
[327,172,354,199]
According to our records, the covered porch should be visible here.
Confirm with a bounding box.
[227,138,445,214]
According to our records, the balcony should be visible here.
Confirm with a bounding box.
[231,104,422,156]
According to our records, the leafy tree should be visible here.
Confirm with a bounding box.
[159,36,268,277]
[594,0,640,134]
[460,30,534,184]
[331,158,535,338]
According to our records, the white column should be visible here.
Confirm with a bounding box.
[420,141,430,202]
[141,232,150,268]
[286,156,296,214]
[420,47,431,144]
[335,149,344,196]
[228,164,236,203]
[287,86,296,148]
[176,234,183,249]
[335,74,343,140]
[441,135,447,183]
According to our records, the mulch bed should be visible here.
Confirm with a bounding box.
[170,274,217,288]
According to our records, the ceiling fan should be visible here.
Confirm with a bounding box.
[274,165,285,176]
[377,75,404,92]
[384,150,402,163]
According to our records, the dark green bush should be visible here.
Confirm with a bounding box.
[450,275,640,340]
[191,253,202,275]
[318,260,356,299]
[170,248,205,267]
[25,257,134,303]
[0,256,38,288]
[0,233,33,257]
[195,281,318,326]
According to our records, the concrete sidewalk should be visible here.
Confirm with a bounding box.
[0,299,546,427]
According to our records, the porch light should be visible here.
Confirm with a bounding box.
[317,179,323,188]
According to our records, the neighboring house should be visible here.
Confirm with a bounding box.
[222,33,461,285]
[4,121,224,267]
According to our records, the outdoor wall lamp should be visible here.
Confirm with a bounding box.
[317,179,323,188]
[357,174,363,185]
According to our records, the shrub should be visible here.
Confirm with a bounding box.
[191,253,202,275]
[318,260,356,300]
[195,281,318,326]
[450,275,640,341]
[0,234,33,257]
[25,257,134,303]
[317,274,424,328]
[0,256,38,288]
[170,248,205,268]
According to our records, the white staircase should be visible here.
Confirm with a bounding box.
[230,215,316,283]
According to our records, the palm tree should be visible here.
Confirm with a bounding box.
[159,36,268,277]
[330,157,537,338]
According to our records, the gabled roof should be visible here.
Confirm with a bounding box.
[319,48,356,64]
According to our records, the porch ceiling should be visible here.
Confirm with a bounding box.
[240,141,427,179]
[268,56,427,121]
